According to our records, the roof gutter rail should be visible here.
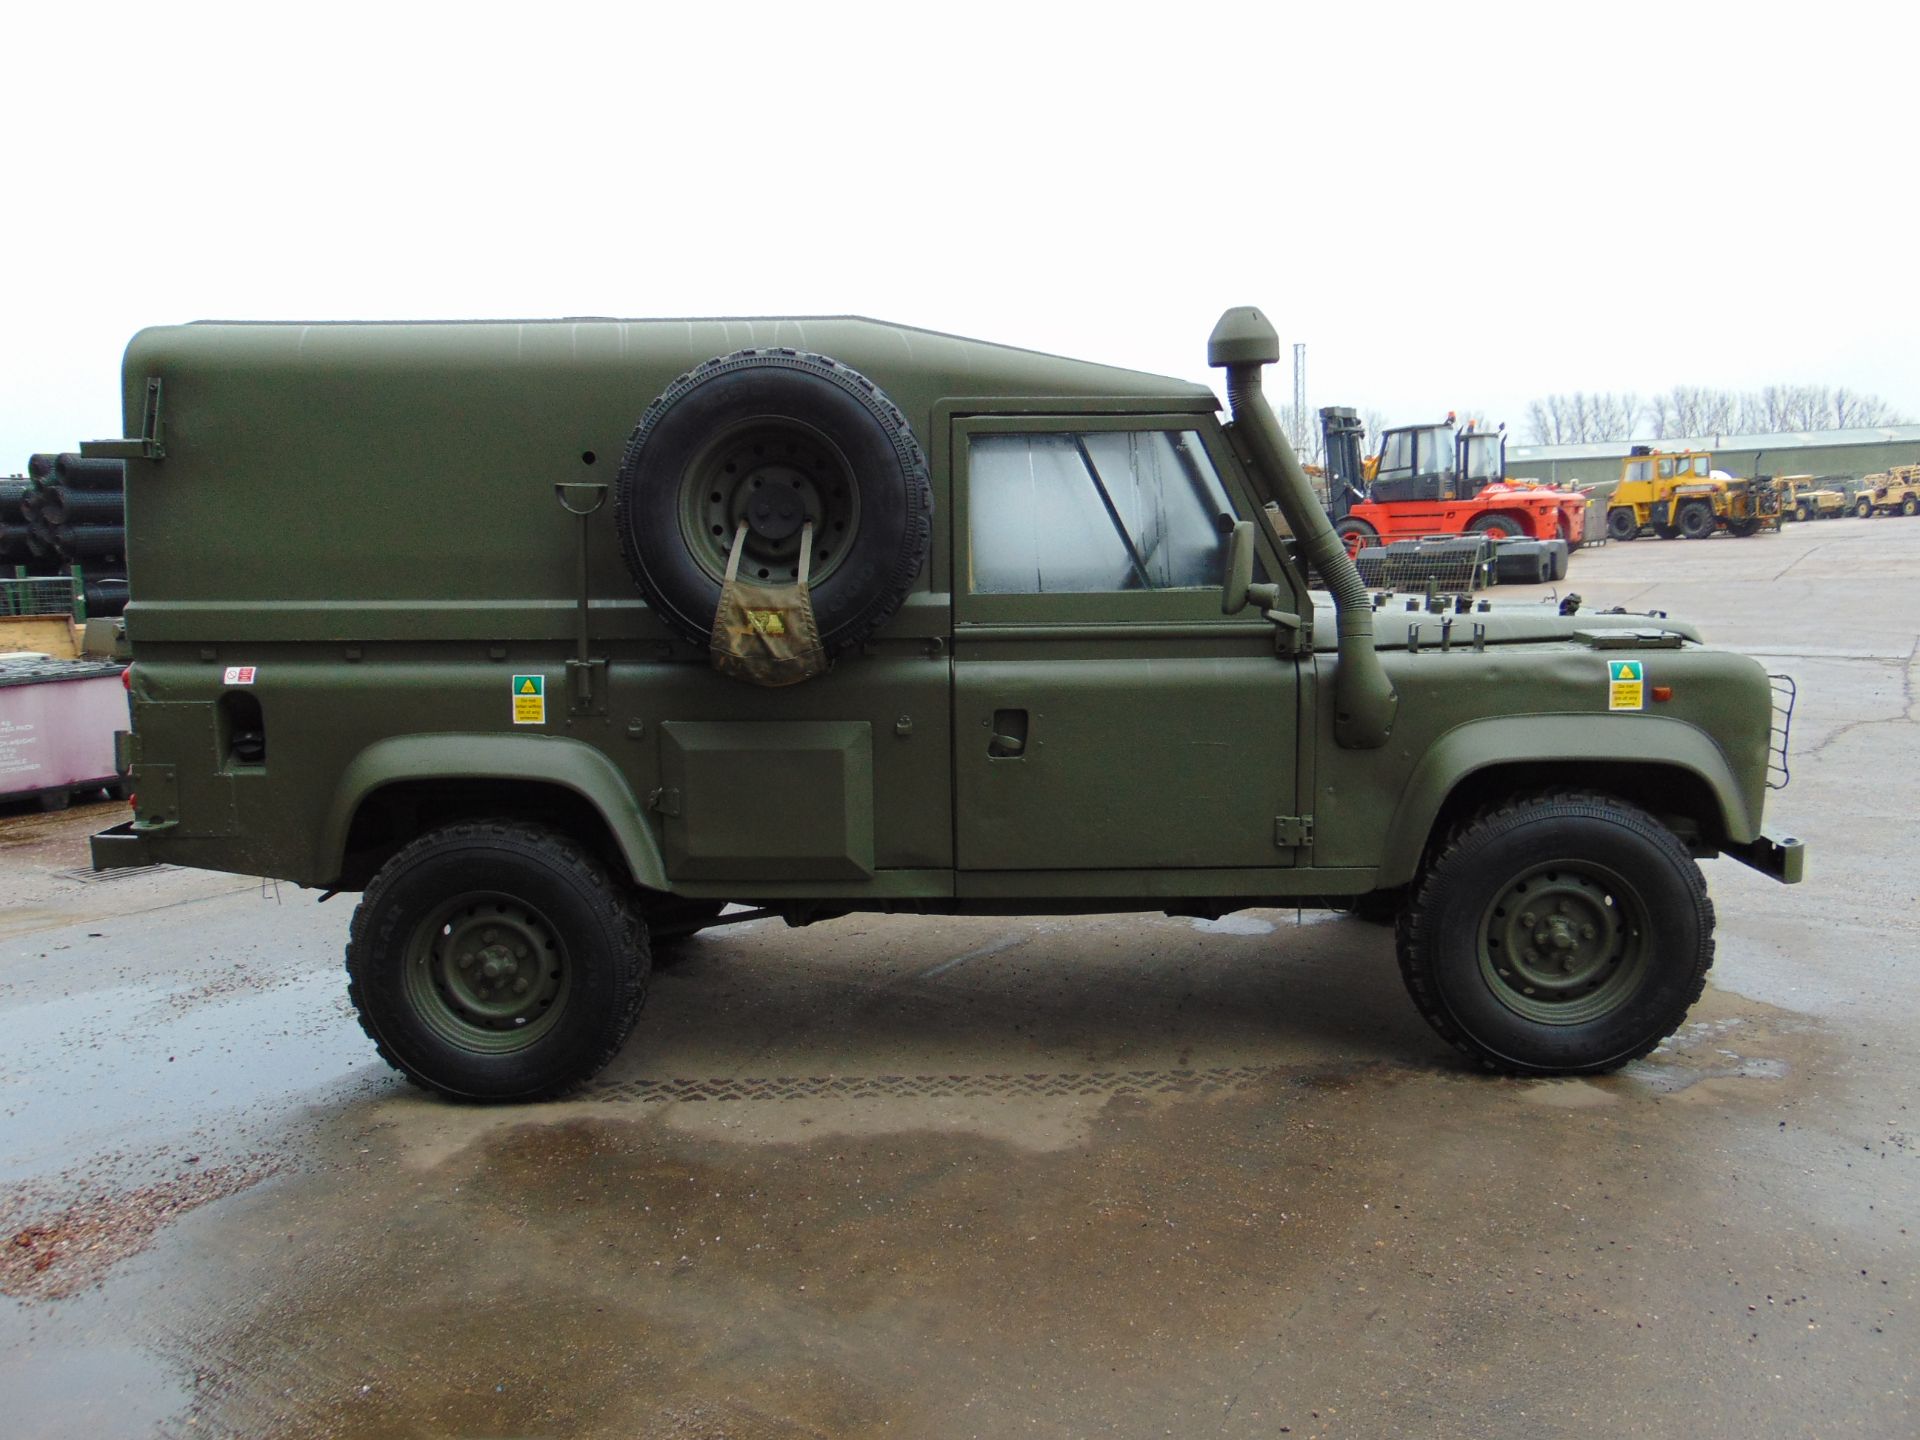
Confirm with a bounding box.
[1209,306,1397,749]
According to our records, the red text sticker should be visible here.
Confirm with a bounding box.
[223,666,257,685]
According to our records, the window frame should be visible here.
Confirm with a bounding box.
[952,413,1273,626]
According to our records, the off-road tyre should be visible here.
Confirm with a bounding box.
[1396,791,1714,1075]
[346,821,649,1102]
[1676,501,1716,539]
[1466,512,1526,542]
[1902,497,1918,518]
[1333,516,1378,562]
[1726,517,1762,538]
[1606,508,1639,541]
[1855,498,1873,519]
[615,349,932,659]
[1792,503,1811,523]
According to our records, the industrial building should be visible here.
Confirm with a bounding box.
[1507,424,1920,491]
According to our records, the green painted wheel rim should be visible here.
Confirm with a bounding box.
[1478,862,1650,1025]
[676,419,861,588]
[402,892,571,1053]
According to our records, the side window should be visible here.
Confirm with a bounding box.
[1690,456,1709,477]
[1377,430,1415,480]
[1626,461,1651,483]
[969,429,1235,594]
[1658,458,1675,480]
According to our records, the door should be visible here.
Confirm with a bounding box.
[950,415,1300,873]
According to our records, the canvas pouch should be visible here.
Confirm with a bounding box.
[710,521,828,687]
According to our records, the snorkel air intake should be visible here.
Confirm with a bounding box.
[1209,307,1397,749]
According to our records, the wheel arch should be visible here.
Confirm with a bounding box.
[1377,716,1758,888]
[323,734,668,892]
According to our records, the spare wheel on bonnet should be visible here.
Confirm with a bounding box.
[614,349,933,657]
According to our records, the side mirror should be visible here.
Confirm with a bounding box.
[1221,521,1282,616]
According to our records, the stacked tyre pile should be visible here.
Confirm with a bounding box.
[3,454,129,617]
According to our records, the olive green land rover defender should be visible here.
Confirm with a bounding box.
[88,308,1803,1100]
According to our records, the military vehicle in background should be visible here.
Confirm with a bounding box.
[1853,465,1920,517]
[88,307,1801,1102]
[1776,477,1849,522]
[1321,409,1587,569]
[1606,447,1779,540]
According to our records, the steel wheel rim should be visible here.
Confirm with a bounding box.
[403,892,571,1053]
[676,419,861,588]
[1478,861,1650,1025]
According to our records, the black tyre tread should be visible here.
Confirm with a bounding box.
[613,348,932,657]
[1333,517,1377,555]
[1395,789,1715,1075]
[1606,508,1638,541]
[345,820,649,1101]
[1465,512,1523,536]
[1678,502,1716,539]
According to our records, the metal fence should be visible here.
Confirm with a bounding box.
[0,572,79,619]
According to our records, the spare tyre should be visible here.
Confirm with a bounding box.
[615,349,932,657]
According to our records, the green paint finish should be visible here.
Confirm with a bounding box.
[91,311,1798,917]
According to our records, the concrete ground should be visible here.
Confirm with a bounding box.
[1,515,1914,1439]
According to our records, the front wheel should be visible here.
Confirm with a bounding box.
[1606,508,1639,542]
[346,821,650,1101]
[1856,499,1874,518]
[1792,504,1811,523]
[1677,501,1716,539]
[1396,792,1714,1074]
[1333,516,1378,561]
[1466,513,1525,542]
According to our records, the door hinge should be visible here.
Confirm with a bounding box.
[1274,814,1314,849]
[647,786,681,817]
[81,376,166,461]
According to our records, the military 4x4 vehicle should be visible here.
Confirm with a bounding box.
[87,308,1803,1102]
[1776,477,1847,522]
[1854,465,1920,518]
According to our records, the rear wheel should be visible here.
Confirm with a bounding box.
[1903,497,1918,518]
[1606,508,1639,541]
[1676,501,1716,539]
[1726,517,1761,537]
[346,821,649,1101]
[1396,792,1714,1073]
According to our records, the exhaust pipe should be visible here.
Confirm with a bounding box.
[1209,307,1397,749]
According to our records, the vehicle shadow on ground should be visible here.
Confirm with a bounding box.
[598,908,1454,1092]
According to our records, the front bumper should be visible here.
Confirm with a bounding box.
[1723,831,1805,884]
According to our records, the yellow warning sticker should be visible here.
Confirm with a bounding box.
[1608,659,1645,711]
[746,609,788,636]
[512,673,546,725]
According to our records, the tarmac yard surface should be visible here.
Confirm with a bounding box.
[1,517,1915,1439]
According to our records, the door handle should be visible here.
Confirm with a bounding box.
[988,708,1029,758]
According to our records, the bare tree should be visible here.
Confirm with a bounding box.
[1525,391,1642,444]
[1542,383,1905,443]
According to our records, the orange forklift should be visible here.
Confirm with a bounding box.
[1321,407,1588,561]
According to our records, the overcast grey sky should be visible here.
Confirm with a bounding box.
[4,1,1915,464]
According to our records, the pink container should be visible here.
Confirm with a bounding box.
[0,658,128,801]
